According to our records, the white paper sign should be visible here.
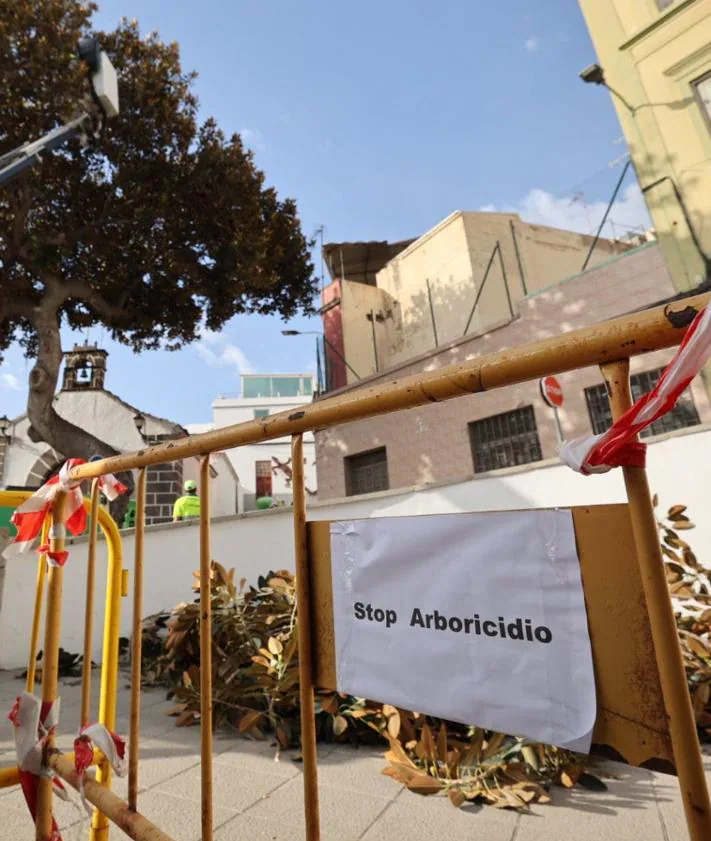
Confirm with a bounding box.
[330,510,596,752]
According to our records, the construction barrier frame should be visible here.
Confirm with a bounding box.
[1,292,711,841]
[0,489,124,838]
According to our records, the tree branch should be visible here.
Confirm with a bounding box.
[12,183,32,251]
[62,280,133,323]
[0,295,37,321]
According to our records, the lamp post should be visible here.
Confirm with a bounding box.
[0,38,119,189]
[133,413,146,441]
[281,330,361,391]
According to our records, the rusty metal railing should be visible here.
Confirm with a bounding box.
[2,291,711,841]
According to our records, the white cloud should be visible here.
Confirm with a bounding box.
[525,37,541,53]
[240,128,267,153]
[195,330,255,376]
[0,372,21,391]
[482,180,652,241]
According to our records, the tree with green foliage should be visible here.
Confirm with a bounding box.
[0,1,315,514]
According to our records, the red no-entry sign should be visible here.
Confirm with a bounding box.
[540,376,564,409]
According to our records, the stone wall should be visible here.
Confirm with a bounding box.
[144,434,184,524]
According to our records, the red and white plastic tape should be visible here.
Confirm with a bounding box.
[561,305,711,474]
[3,459,127,562]
[8,692,127,837]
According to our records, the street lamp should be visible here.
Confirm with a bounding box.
[0,37,119,188]
[281,330,361,381]
[133,413,146,439]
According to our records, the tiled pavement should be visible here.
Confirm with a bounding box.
[0,671,708,840]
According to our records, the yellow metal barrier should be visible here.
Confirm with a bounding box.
[2,292,711,841]
[0,490,124,841]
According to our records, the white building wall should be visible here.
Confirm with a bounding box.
[208,396,317,506]
[1,391,176,488]
[0,424,708,669]
[182,454,242,519]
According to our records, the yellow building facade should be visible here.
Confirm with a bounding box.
[578,0,711,291]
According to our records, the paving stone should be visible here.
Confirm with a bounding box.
[61,789,237,841]
[214,738,306,780]
[156,762,286,813]
[649,761,711,841]
[515,764,665,841]
[123,735,203,791]
[313,746,403,799]
[247,774,392,840]
[361,788,518,841]
[214,812,341,841]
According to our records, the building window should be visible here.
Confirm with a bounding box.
[253,409,269,419]
[346,448,389,496]
[693,72,711,133]
[255,460,272,498]
[469,407,543,473]
[585,368,700,437]
[243,375,314,398]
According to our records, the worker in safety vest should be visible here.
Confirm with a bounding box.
[173,480,201,522]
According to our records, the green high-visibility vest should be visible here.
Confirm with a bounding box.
[173,494,201,520]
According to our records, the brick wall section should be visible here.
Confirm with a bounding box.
[144,434,184,525]
[316,244,711,499]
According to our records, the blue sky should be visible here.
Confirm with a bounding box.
[0,0,649,425]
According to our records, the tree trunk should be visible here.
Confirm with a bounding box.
[26,311,133,525]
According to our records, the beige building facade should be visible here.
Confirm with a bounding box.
[316,243,711,500]
[578,0,711,292]
[322,211,630,390]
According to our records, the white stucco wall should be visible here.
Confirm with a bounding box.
[182,454,242,518]
[0,424,708,669]
[200,397,318,503]
[1,390,178,488]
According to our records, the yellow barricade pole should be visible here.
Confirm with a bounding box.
[129,468,147,811]
[199,456,214,841]
[35,490,67,841]
[292,433,321,841]
[602,360,711,841]
[26,518,51,694]
[81,478,102,727]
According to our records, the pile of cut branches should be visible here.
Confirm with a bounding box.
[142,563,602,810]
[139,500,711,809]
[656,499,711,737]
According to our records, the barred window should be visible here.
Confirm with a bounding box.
[469,407,543,473]
[585,368,700,437]
[346,448,389,496]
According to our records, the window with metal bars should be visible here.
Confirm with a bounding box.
[345,447,389,496]
[469,406,543,473]
[585,368,701,437]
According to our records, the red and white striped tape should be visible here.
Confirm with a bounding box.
[74,723,127,815]
[561,305,711,474]
[8,692,66,840]
[3,459,128,561]
[8,693,127,834]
